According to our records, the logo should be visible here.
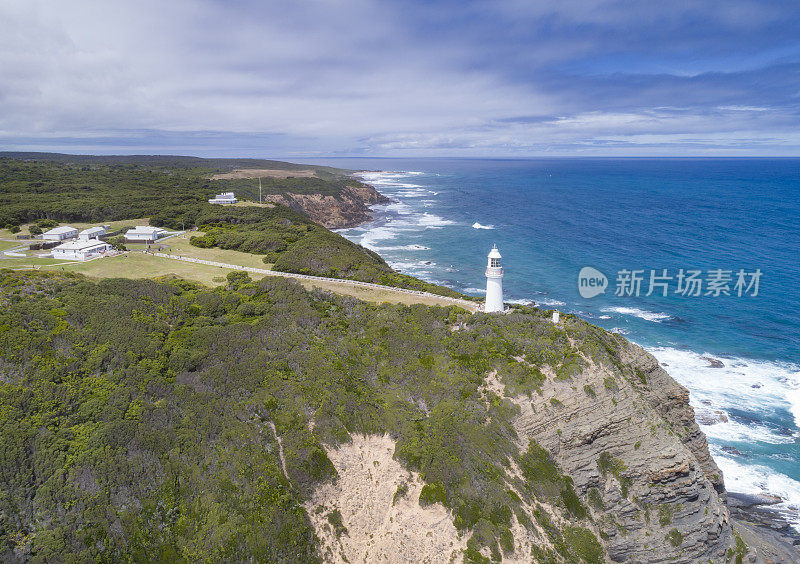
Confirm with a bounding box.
[578,266,608,298]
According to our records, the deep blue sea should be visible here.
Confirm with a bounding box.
[296,157,800,526]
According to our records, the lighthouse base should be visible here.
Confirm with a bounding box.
[485,276,504,313]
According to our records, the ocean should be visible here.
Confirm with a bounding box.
[295,157,800,527]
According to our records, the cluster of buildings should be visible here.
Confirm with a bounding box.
[43,225,111,261]
[41,224,169,261]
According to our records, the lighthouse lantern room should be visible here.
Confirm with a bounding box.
[484,245,504,313]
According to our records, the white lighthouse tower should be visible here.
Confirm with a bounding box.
[484,244,504,313]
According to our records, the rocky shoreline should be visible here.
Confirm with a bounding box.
[729,492,800,550]
[262,179,390,229]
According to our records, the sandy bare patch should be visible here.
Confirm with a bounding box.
[210,168,317,179]
[307,434,466,563]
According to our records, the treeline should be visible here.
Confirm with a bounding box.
[0,270,611,562]
[0,159,215,228]
[0,152,346,176]
[0,159,346,229]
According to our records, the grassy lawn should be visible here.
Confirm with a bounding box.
[0,257,67,269]
[297,278,477,310]
[151,234,272,269]
[0,240,25,252]
[12,252,475,310]
[230,201,276,208]
[42,253,239,286]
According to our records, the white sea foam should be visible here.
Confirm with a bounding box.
[464,287,486,294]
[600,306,671,322]
[537,298,567,307]
[699,414,796,445]
[711,449,800,529]
[648,346,800,527]
[359,226,400,250]
[418,213,454,228]
[787,376,800,430]
[506,298,535,305]
[378,244,430,251]
[648,347,800,428]
[609,327,629,335]
[384,201,414,215]
[472,222,495,230]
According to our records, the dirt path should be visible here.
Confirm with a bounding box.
[267,421,289,481]
[150,251,480,312]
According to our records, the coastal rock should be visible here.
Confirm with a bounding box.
[505,336,733,562]
[721,446,747,457]
[701,356,725,368]
[303,313,796,563]
[263,182,389,228]
[696,408,729,425]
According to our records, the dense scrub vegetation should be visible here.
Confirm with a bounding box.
[0,157,342,229]
[0,152,345,177]
[0,270,613,562]
[0,156,461,297]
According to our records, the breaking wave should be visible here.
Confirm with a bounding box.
[472,222,495,230]
[600,306,671,322]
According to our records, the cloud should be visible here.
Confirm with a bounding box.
[0,0,799,155]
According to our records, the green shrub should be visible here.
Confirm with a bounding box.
[393,482,408,505]
[520,440,587,519]
[658,504,675,526]
[499,528,514,553]
[327,509,348,537]
[564,527,604,563]
[598,452,632,497]
[419,482,447,507]
[666,528,682,547]
[587,487,605,510]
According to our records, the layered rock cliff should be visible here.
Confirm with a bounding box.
[509,336,732,562]
[262,181,389,229]
[303,312,785,563]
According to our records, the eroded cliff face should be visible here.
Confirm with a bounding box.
[263,183,389,229]
[305,328,741,563]
[306,435,467,562]
[509,339,732,562]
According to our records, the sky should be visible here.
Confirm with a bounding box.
[1,0,800,157]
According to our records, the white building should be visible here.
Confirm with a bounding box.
[52,239,111,261]
[42,225,78,241]
[78,226,107,240]
[125,226,166,242]
[208,192,237,204]
[484,245,504,313]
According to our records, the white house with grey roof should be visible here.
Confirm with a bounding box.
[125,226,166,242]
[42,225,78,241]
[208,192,237,204]
[79,226,107,240]
[52,239,111,261]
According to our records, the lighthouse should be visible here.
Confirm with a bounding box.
[484,245,504,313]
